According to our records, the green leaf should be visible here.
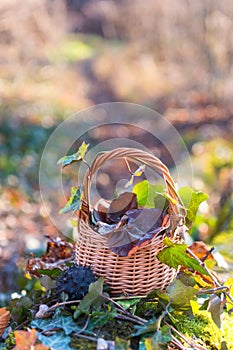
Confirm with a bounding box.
[57,141,89,168]
[133,180,167,209]
[87,308,117,330]
[178,187,209,225]
[59,186,82,214]
[117,298,141,311]
[74,277,105,318]
[37,268,62,278]
[144,325,172,350]
[167,279,197,306]
[115,337,131,350]
[37,331,72,350]
[39,275,57,290]
[31,314,81,335]
[157,238,210,276]
[132,318,159,337]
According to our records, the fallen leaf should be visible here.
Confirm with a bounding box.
[0,307,10,336]
[167,279,197,306]
[26,237,74,277]
[107,192,138,223]
[31,313,81,335]
[188,241,214,261]
[207,294,223,328]
[13,329,49,350]
[37,331,72,350]
[99,208,169,256]
[93,198,111,223]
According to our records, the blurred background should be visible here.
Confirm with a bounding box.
[0,0,233,302]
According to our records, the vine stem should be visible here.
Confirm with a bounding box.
[186,247,233,305]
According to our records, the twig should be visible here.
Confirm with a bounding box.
[170,335,188,350]
[186,247,233,305]
[186,248,220,286]
[74,315,90,335]
[103,295,146,325]
[73,333,97,342]
[124,157,133,174]
[201,247,215,262]
[167,322,208,350]
[115,313,145,324]
[112,295,146,301]
[44,299,81,314]
[197,286,229,295]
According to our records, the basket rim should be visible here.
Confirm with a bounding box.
[81,147,186,220]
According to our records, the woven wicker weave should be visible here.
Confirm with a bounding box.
[75,148,186,296]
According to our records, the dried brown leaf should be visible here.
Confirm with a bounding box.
[93,198,111,222]
[26,236,74,277]
[0,307,10,336]
[107,192,138,223]
[13,329,49,350]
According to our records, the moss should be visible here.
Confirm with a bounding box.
[70,318,136,349]
[135,300,158,318]
[175,311,233,350]
[95,318,134,340]
[70,337,96,350]
[4,332,16,350]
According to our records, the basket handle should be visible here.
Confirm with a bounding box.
[82,147,186,219]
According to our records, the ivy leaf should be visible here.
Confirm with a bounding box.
[37,268,62,278]
[132,318,159,337]
[117,298,141,311]
[157,237,210,276]
[31,313,81,335]
[9,296,33,324]
[178,187,208,225]
[74,277,105,318]
[133,180,167,209]
[167,279,197,306]
[207,294,223,328]
[59,186,82,214]
[57,141,89,168]
[37,331,72,350]
[144,325,172,350]
[87,309,117,330]
[115,337,131,350]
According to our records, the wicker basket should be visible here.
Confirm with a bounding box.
[75,148,186,296]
